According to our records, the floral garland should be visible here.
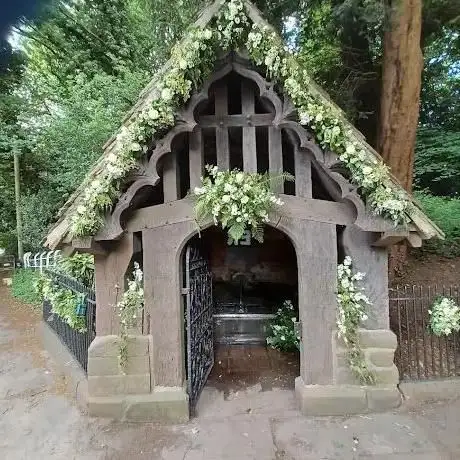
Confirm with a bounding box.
[429,297,460,336]
[117,262,144,373]
[70,0,410,238]
[336,256,375,385]
[194,166,291,243]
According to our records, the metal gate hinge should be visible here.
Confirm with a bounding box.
[181,288,189,295]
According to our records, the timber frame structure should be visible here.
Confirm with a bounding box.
[46,0,441,421]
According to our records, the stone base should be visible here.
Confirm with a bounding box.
[88,386,189,422]
[295,377,401,416]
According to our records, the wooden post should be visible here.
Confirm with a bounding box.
[214,83,230,170]
[163,152,180,202]
[241,81,257,172]
[143,221,194,388]
[268,127,283,192]
[294,149,312,198]
[342,226,390,329]
[189,128,204,190]
[295,220,337,384]
[94,233,134,335]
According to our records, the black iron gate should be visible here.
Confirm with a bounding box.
[185,243,214,415]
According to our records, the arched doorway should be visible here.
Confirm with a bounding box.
[182,225,299,414]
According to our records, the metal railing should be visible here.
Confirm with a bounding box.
[42,270,96,372]
[389,285,460,381]
[24,250,61,272]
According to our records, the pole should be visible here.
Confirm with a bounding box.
[13,150,23,261]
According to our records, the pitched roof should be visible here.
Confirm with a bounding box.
[45,0,443,249]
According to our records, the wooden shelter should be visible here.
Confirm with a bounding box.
[46,0,442,421]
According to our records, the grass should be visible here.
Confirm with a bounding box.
[10,269,42,306]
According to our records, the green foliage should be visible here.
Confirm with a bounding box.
[37,276,87,332]
[415,191,460,257]
[11,269,41,305]
[266,300,300,352]
[429,297,460,336]
[58,253,94,287]
[415,128,460,196]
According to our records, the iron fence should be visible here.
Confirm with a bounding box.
[24,250,61,271]
[389,285,460,381]
[42,270,96,372]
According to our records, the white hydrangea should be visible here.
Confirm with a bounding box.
[429,297,460,336]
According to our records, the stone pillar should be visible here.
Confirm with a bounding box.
[342,225,389,329]
[94,233,134,335]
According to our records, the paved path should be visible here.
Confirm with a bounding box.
[0,283,459,459]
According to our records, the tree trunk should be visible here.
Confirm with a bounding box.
[378,0,423,193]
[378,0,423,276]
[13,151,24,261]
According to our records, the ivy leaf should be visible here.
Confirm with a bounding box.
[228,222,245,243]
[252,224,264,243]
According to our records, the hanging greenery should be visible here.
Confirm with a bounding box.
[69,0,411,239]
[429,297,460,336]
[117,262,144,373]
[194,165,292,243]
[336,256,376,385]
[35,253,94,332]
[36,277,87,332]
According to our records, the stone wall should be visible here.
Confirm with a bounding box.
[295,328,401,416]
[87,335,189,422]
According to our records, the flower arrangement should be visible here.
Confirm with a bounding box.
[266,300,300,352]
[429,297,460,336]
[69,0,410,239]
[194,165,291,243]
[336,256,375,385]
[117,262,144,372]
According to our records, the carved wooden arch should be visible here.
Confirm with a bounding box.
[96,55,381,241]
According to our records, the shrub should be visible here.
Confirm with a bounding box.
[415,191,460,257]
[11,269,41,305]
[266,300,300,352]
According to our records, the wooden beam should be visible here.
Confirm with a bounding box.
[295,149,312,198]
[163,151,180,202]
[72,237,108,255]
[198,113,274,128]
[372,230,409,247]
[241,80,257,172]
[189,128,204,190]
[127,195,358,233]
[268,127,283,193]
[407,232,422,248]
[214,83,230,170]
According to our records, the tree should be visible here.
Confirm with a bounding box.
[377,0,423,193]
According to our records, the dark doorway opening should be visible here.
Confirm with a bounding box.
[184,225,300,402]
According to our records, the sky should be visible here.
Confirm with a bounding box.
[0,0,49,68]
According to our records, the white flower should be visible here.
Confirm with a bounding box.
[194,187,205,195]
[203,29,212,39]
[161,88,173,101]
